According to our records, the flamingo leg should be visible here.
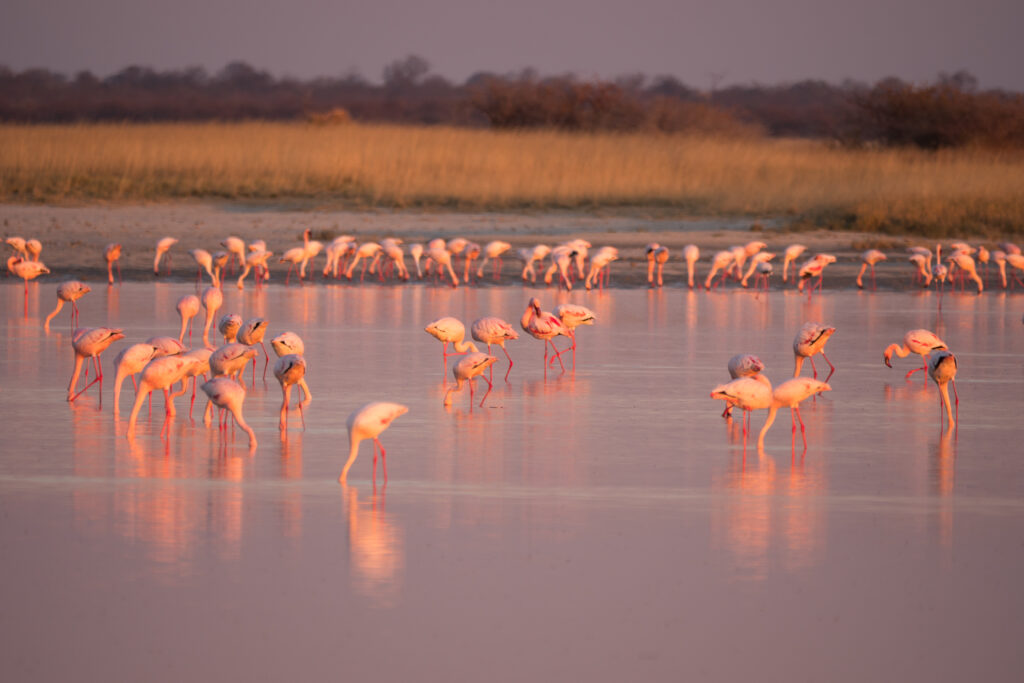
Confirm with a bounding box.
[795,405,807,448]
[821,351,836,381]
[906,364,925,379]
[502,345,513,382]
[809,357,817,379]
[261,341,270,380]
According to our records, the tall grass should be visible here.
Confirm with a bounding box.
[2,122,1024,235]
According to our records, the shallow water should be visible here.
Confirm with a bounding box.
[2,281,1023,681]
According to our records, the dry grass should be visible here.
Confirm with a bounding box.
[2,122,1024,235]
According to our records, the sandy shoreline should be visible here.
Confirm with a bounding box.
[0,202,996,290]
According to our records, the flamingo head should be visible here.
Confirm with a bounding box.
[528,298,542,314]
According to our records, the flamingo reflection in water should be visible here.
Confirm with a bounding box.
[341,402,408,483]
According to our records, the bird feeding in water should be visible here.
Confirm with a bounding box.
[341,402,409,483]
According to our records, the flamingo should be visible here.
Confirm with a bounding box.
[555,303,596,366]
[477,240,511,280]
[343,242,382,281]
[796,254,836,297]
[648,245,669,288]
[236,249,273,289]
[543,246,575,290]
[446,237,469,273]
[25,239,42,261]
[273,354,311,430]
[710,375,773,442]
[67,327,125,402]
[221,236,246,274]
[856,249,887,290]
[201,377,257,449]
[189,248,217,287]
[741,251,776,288]
[280,246,307,285]
[238,317,270,380]
[976,246,990,282]
[425,317,478,367]
[124,355,193,437]
[218,313,242,343]
[200,285,223,350]
[565,239,591,280]
[721,354,765,418]
[584,246,619,291]
[112,343,162,416]
[997,241,1020,255]
[793,322,836,380]
[44,280,90,331]
[212,251,230,285]
[5,236,28,258]
[301,238,323,280]
[153,237,178,275]
[409,243,425,278]
[752,262,773,297]
[909,254,933,287]
[928,350,958,430]
[340,402,409,483]
[1007,253,1024,289]
[948,250,983,294]
[781,244,807,283]
[176,294,200,344]
[471,316,519,380]
[105,242,122,283]
[461,242,481,284]
[683,244,700,289]
[8,257,49,315]
[729,245,749,280]
[271,331,305,357]
[991,250,1008,289]
[884,329,947,379]
[426,245,459,287]
[382,240,410,281]
[520,298,571,372]
[645,243,661,286]
[443,353,499,407]
[209,343,258,381]
[933,262,949,301]
[757,378,833,450]
[704,250,734,289]
[519,245,551,283]
[145,336,186,357]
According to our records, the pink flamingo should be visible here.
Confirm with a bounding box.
[477,240,511,281]
[704,250,734,289]
[104,243,122,285]
[153,237,178,275]
[176,294,200,344]
[520,298,571,372]
[341,402,409,483]
[170,347,213,419]
[44,280,90,331]
[710,375,773,443]
[471,316,519,381]
[218,313,242,344]
[8,257,50,316]
[555,303,596,366]
[210,343,258,381]
[781,244,807,283]
[793,322,836,381]
[757,378,832,450]
[884,329,947,379]
[721,354,765,418]
[274,354,311,431]
[200,285,223,349]
[584,246,619,291]
[856,249,887,290]
[238,317,270,380]
[67,327,124,402]
[425,317,478,368]
[112,343,162,416]
[443,353,499,408]
[201,377,257,449]
[271,331,305,357]
[683,244,700,289]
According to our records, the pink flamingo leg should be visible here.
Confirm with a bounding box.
[821,351,836,382]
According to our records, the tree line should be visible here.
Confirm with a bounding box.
[2,55,1023,149]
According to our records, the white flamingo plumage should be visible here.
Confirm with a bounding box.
[793,322,836,380]
[341,402,409,482]
[44,280,90,331]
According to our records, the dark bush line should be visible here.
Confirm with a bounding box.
[2,58,1023,148]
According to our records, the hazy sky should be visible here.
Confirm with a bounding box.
[4,0,1023,89]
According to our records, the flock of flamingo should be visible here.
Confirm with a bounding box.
[2,227,1002,482]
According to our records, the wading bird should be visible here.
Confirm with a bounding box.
[153,237,178,275]
[793,322,836,380]
[200,286,223,349]
[443,353,499,408]
[104,243,122,285]
[176,294,200,344]
[471,316,519,381]
[757,378,832,450]
[44,280,90,331]
[721,354,765,418]
[112,343,162,416]
[273,354,311,430]
[856,249,887,290]
[520,298,571,372]
[67,327,124,402]
[201,377,257,449]
[928,350,958,430]
[711,375,773,442]
[425,317,478,367]
[340,402,409,483]
[781,244,807,283]
[884,329,948,379]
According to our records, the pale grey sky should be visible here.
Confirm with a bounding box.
[4,0,1022,89]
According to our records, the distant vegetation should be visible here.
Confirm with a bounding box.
[2,122,1023,236]
[3,56,1024,148]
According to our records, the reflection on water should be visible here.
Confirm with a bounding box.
[2,283,1024,681]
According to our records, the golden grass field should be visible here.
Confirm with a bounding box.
[2,122,1023,235]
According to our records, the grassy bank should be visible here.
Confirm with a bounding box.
[2,122,1023,236]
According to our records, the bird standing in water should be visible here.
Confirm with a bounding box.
[757,378,832,450]
[471,316,519,381]
[521,298,571,372]
[68,327,125,402]
[883,329,947,380]
[793,322,836,381]
[341,402,409,483]
[425,317,478,369]
[443,353,499,408]
[201,377,257,449]
[928,350,958,430]
[44,280,90,331]
[273,354,311,430]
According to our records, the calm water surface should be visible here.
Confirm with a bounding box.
[2,281,1023,681]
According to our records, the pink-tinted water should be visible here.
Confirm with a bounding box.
[2,281,1023,681]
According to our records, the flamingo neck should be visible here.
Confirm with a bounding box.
[341,436,362,481]
[886,343,910,360]
[757,405,779,448]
